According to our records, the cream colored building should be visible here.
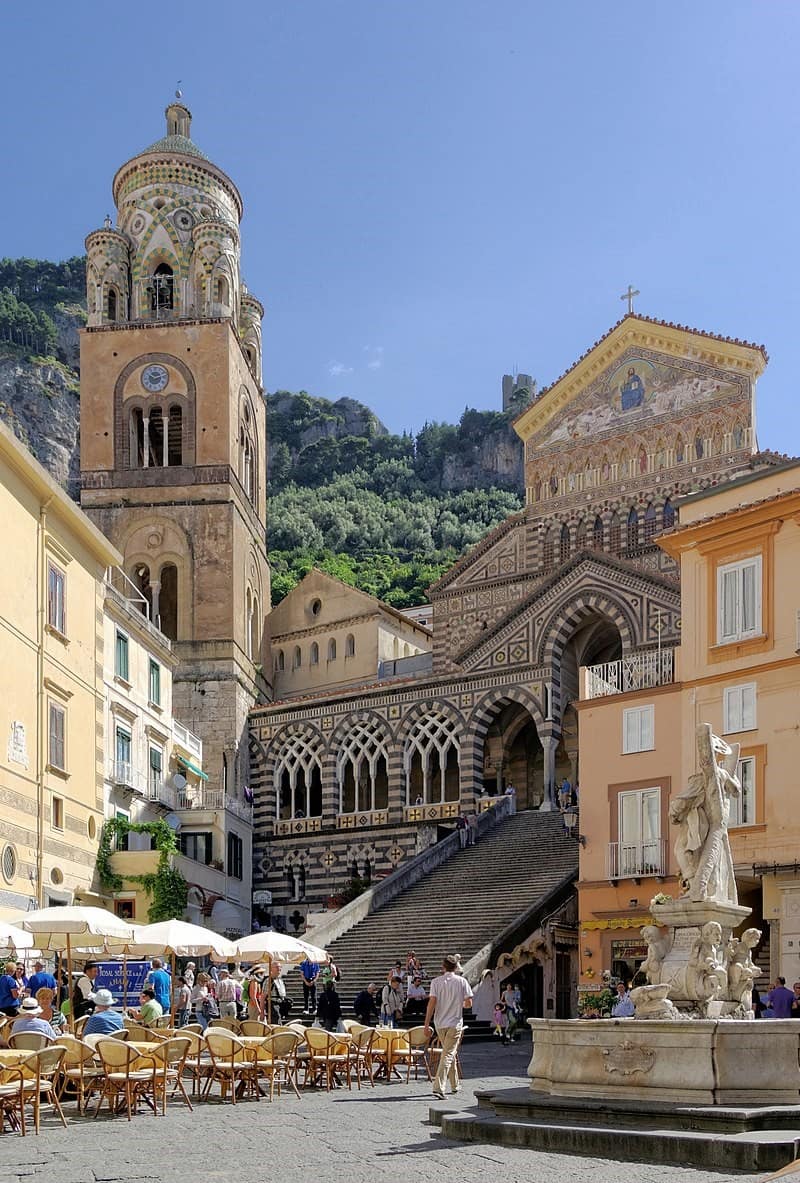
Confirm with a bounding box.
[576,457,800,988]
[102,568,251,935]
[0,420,120,917]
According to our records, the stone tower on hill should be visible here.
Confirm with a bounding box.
[78,102,270,934]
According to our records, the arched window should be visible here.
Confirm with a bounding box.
[542,527,553,568]
[245,587,253,660]
[310,642,319,665]
[626,507,639,551]
[293,646,302,670]
[167,405,182,465]
[239,398,257,503]
[107,288,118,323]
[150,263,174,315]
[132,563,152,620]
[643,502,658,542]
[404,712,460,805]
[327,638,337,662]
[273,731,324,820]
[275,649,285,672]
[609,511,621,555]
[345,633,355,658]
[147,407,164,467]
[159,563,178,640]
[694,432,704,459]
[214,274,230,308]
[559,523,571,564]
[575,519,587,551]
[662,499,675,530]
[336,717,390,813]
[592,515,604,550]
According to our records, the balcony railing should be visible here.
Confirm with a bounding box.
[109,760,146,793]
[173,721,203,761]
[607,839,666,880]
[404,801,460,823]
[143,776,176,810]
[175,788,253,821]
[585,649,675,700]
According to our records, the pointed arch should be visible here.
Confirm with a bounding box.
[559,522,571,564]
[662,498,675,530]
[592,515,604,551]
[270,726,324,820]
[626,506,639,551]
[335,715,391,813]
[643,502,658,542]
[609,511,621,555]
[542,527,554,569]
[575,519,587,551]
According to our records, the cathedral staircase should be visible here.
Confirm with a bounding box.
[286,811,578,1023]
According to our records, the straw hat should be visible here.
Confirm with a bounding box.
[19,998,42,1016]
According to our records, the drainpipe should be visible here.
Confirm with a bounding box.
[35,498,53,908]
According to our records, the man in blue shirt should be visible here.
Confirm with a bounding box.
[145,958,171,1012]
[767,977,796,1019]
[300,959,320,1014]
[611,981,635,1018]
[0,960,20,1016]
[82,989,124,1036]
[11,997,58,1041]
[27,960,57,996]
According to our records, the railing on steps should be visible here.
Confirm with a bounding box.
[303,796,514,952]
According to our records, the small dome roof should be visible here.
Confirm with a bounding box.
[139,132,209,161]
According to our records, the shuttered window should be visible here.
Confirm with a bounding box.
[622,705,654,754]
[717,557,761,643]
[723,684,757,734]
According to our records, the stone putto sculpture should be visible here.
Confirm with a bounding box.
[668,723,741,905]
[640,925,671,983]
[727,928,763,1019]
[686,920,727,1004]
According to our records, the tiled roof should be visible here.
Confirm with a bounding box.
[139,133,210,161]
[664,482,800,537]
[514,313,769,426]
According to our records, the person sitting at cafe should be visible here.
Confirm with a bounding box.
[11,996,58,1041]
[127,987,163,1027]
[405,976,428,1016]
[35,987,65,1033]
[82,989,124,1037]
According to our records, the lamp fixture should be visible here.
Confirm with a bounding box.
[562,806,587,847]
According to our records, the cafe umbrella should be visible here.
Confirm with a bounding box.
[124,919,238,1024]
[229,931,329,1022]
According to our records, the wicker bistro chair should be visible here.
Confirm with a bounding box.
[248,1037,282,1102]
[145,1037,193,1115]
[427,1033,463,1082]
[0,1063,28,1135]
[8,1032,51,1051]
[73,1015,90,1037]
[202,1031,258,1104]
[178,1029,212,1098]
[391,1026,433,1082]
[122,1022,154,1042]
[303,1028,352,1092]
[239,1020,271,1037]
[348,1027,378,1089]
[18,1047,68,1134]
[209,1017,241,1033]
[263,1031,302,1099]
[93,1040,154,1121]
[55,1035,105,1114]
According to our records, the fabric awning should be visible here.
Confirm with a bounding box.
[177,755,208,781]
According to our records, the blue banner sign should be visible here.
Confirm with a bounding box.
[95,960,152,1007]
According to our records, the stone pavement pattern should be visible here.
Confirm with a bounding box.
[0,1041,782,1183]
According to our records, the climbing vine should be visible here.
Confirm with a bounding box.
[97,817,188,923]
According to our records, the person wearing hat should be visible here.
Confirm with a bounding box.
[82,989,124,1037]
[10,997,58,1041]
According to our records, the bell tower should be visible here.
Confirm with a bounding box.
[79,102,270,877]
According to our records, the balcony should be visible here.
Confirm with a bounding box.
[174,721,203,762]
[606,839,666,880]
[109,848,161,880]
[109,760,146,794]
[337,810,388,829]
[142,775,176,810]
[584,649,675,700]
[175,788,252,822]
[404,801,460,823]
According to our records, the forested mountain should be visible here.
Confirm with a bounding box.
[0,257,527,607]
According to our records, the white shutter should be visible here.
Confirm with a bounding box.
[640,706,655,751]
[741,560,759,637]
[719,567,738,642]
[623,709,638,754]
[741,684,756,730]
[724,684,756,733]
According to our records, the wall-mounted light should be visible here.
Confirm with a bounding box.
[628,898,638,908]
[583,947,593,957]
[563,806,587,847]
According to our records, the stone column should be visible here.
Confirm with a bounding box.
[541,735,558,811]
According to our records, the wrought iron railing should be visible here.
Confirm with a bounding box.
[606,839,666,880]
[585,649,675,699]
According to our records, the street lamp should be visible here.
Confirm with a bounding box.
[563,805,586,846]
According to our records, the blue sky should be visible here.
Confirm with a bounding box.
[2,2,798,446]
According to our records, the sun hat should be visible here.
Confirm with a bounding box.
[94,989,115,1007]
[19,998,43,1016]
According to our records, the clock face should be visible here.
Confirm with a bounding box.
[141,364,168,393]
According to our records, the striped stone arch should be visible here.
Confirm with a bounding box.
[398,699,466,806]
[329,711,394,815]
[266,722,327,821]
[462,685,546,798]
[535,589,639,670]
[396,697,466,744]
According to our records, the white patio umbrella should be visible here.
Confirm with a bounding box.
[0,921,34,951]
[229,931,329,1022]
[124,919,238,1024]
[17,906,136,1030]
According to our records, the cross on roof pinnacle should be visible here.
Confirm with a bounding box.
[620,284,640,314]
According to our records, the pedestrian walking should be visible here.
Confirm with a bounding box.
[424,953,473,1099]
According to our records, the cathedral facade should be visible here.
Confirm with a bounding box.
[250,316,769,925]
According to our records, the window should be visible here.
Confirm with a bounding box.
[52,796,64,831]
[328,638,337,661]
[115,726,131,779]
[227,832,243,880]
[179,832,213,864]
[149,746,163,794]
[618,788,661,876]
[114,807,130,851]
[643,503,657,542]
[150,263,174,314]
[662,499,675,530]
[115,630,129,681]
[592,516,604,550]
[717,557,761,643]
[276,649,285,672]
[310,642,319,665]
[626,507,639,551]
[730,756,756,827]
[167,405,182,465]
[107,288,118,322]
[149,659,161,706]
[559,523,570,563]
[623,705,654,754]
[1,845,17,883]
[48,702,66,771]
[47,562,66,634]
[293,645,301,670]
[345,634,355,658]
[723,683,757,734]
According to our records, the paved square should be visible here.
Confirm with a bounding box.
[0,1040,774,1183]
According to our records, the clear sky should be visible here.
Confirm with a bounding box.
[2,1,798,447]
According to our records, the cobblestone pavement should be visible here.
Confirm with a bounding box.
[0,1039,779,1183]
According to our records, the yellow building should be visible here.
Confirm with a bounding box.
[0,420,120,917]
[576,456,800,989]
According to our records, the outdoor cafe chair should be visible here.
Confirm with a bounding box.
[348,1027,378,1089]
[264,1031,302,1099]
[303,1028,352,1092]
[177,1029,212,1098]
[427,1034,463,1082]
[93,1040,153,1121]
[210,1017,241,1033]
[18,1046,68,1134]
[145,1037,193,1115]
[8,1032,50,1051]
[248,1036,281,1102]
[109,1028,131,1040]
[240,1019,270,1036]
[391,1025,433,1082]
[203,1031,258,1105]
[0,1062,27,1135]
[54,1035,104,1114]
[73,1015,90,1037]
[180,1022,203,1034]
[122,1022,153,1041]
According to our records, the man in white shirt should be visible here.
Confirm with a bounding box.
[215,969,239,1019]
[424,954,473,1099]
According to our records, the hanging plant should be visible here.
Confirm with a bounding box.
[98,817,188,922]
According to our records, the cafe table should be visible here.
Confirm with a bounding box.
[371,1027,409,1080]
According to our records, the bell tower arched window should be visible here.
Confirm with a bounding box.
[150,264,174,316]
[239,398,257,503]
[107,288,118,323]
[159,563,178,640]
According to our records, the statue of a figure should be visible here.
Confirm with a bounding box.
[668,724,741,904]
[640,925,671,985]
[686,921,726,1004]
[630,983,680,1021]
[727,928,762,1019]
